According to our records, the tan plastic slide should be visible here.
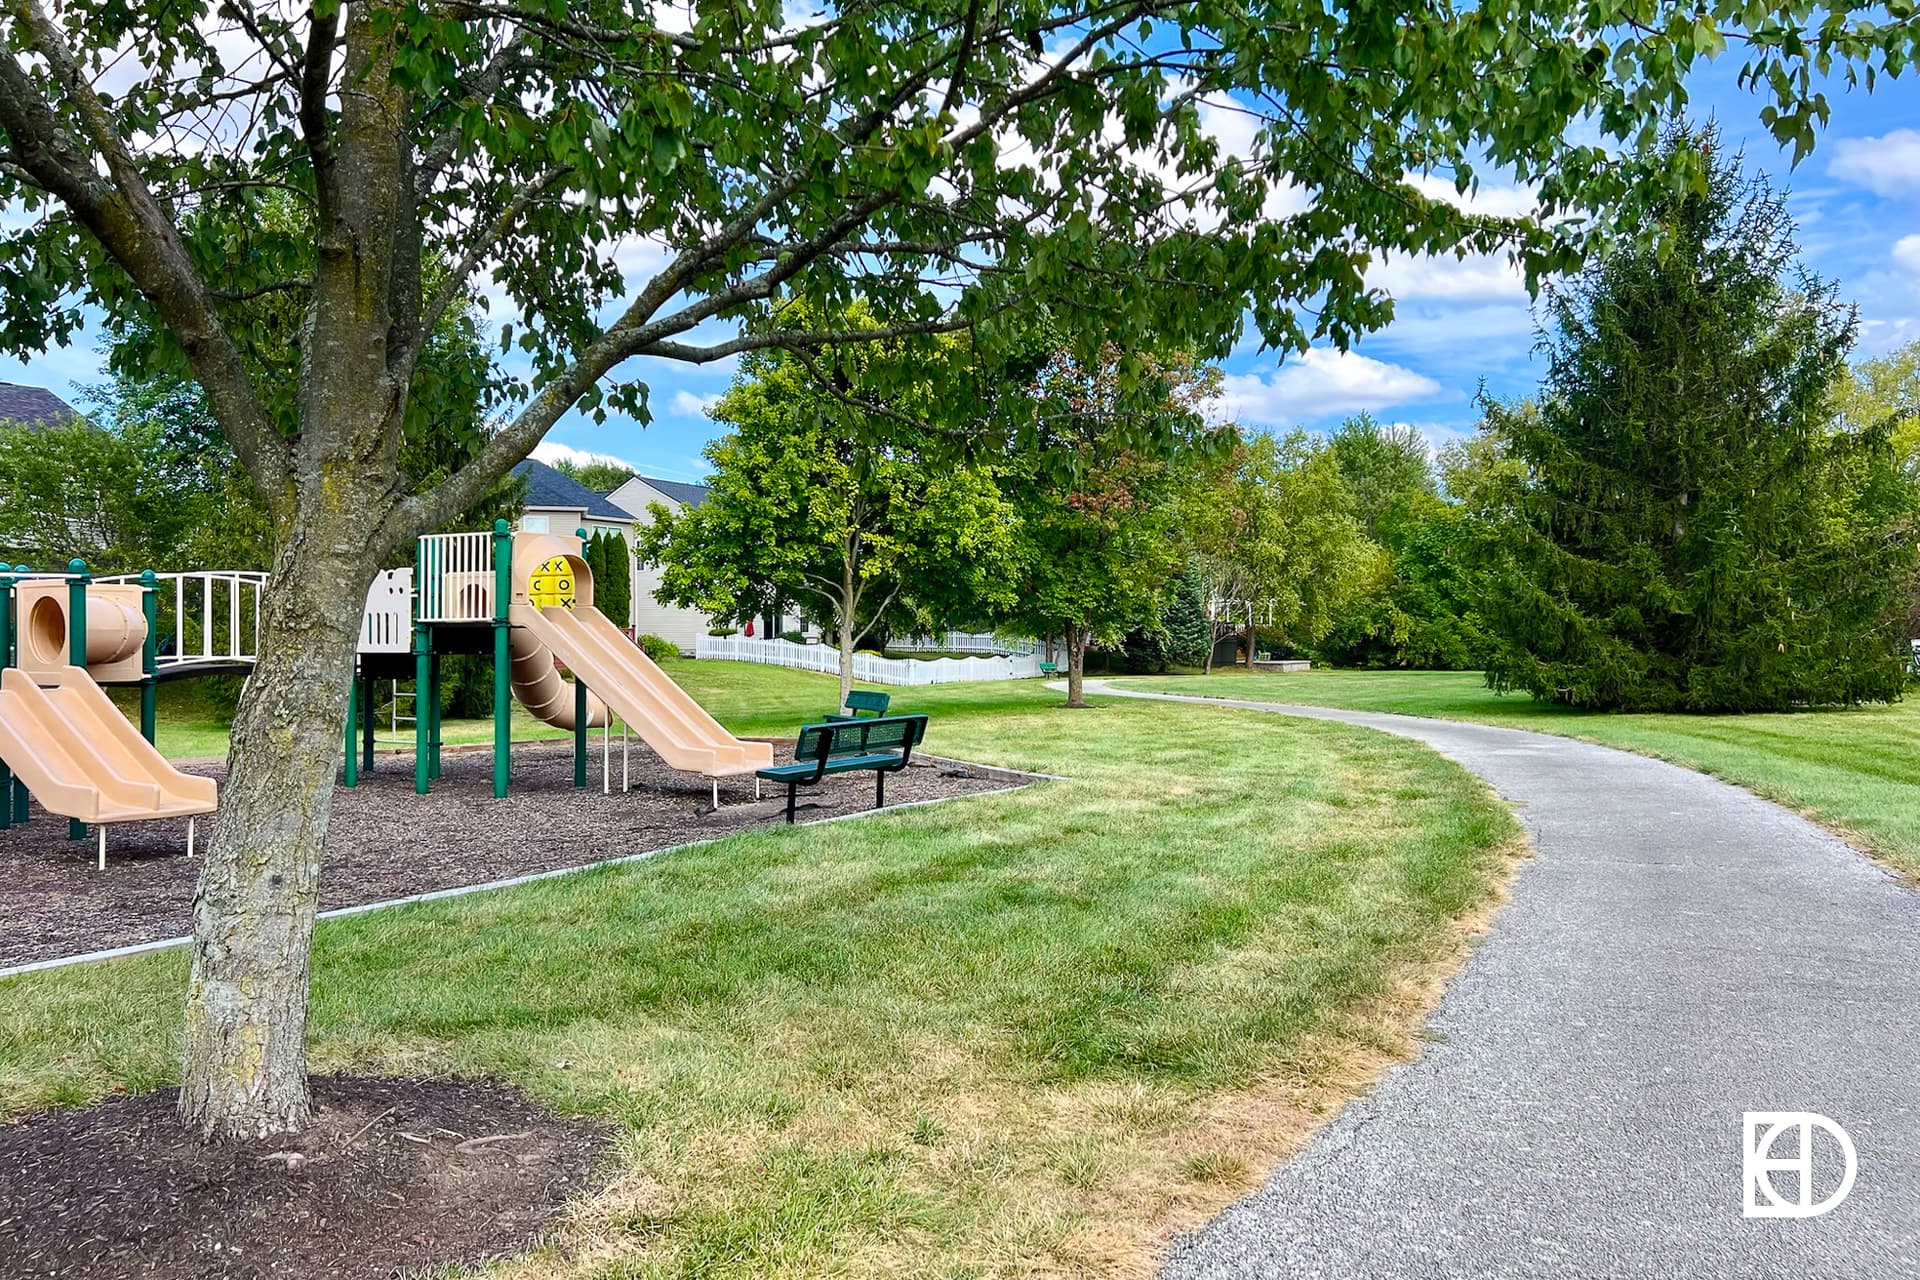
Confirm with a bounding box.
[507,623,610,731]
[511,602,774,777]
[0,666,217,824]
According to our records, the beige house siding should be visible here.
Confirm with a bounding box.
[605,476,716,654]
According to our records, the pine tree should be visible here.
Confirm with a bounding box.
[1163,565,1214,667]
[1473,130,1917,712]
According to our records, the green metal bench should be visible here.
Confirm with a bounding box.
[825,689,891,721]
[756,714,929,823]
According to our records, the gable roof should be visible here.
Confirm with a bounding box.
[0,382,82,431]
[511,459,632,521]
[638,475,709,509]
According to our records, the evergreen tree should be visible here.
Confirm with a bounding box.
[1472,131,1918,711]
[1163,566,1214,667]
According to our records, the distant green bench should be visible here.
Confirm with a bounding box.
[756,714,929,823]
[825,689,891,721]
[1038,661,1059,677]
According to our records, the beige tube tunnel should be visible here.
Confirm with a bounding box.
[15,581,147,683]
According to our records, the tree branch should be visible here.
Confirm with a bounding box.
[0,2,290,496]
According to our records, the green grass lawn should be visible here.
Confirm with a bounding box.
[5,664,1518,1278]
[1112,668,1920,877]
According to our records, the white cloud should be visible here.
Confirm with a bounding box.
[669,389,721,418]
[1211,349,1443,425]
[531,440,639,471]
[1369,252,1526,302]
[1404,172,1537,219]
[1893,234,1920,274]
[1828,130,1920,197]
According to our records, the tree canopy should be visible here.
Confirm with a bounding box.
[638,333,1017,703]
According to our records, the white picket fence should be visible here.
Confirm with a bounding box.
[888,630,1039,656]
[697,635,1041,684]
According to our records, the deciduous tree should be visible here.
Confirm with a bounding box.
[998,345,1219,705]
[639,339,1016,705]
[1186,430,1380,670]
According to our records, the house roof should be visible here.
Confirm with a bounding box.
[511,459,632,521]
[0,382,82,430]
[638,475,709,509]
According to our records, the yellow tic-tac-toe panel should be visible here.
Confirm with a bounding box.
[528,556,578,610]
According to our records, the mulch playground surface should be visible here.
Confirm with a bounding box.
[0,1075,611,1280]
[0,738,1019,969]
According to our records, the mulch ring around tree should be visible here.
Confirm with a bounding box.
[0,739,1028,969]
[0,1074,613,1280]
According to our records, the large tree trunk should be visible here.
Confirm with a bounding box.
[178,506,381,1138]
[1064,626,1089,708]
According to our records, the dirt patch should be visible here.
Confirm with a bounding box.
[0,1074,610,1280]
[0,741,1023,969]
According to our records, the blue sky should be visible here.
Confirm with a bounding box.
[3,54,1915,484]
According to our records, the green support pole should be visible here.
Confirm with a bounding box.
[361,674,375,773]
[427,650,443,780]
[0,567,12,830]
[67,559,88,841]
[138,569,158,745]
[342,665,359,787]
[413,624,431,795]
[492,518,511,799]
[573,527,588,789]
[10,568,25,824]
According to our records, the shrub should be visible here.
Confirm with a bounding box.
[636,633,680,662]
[779,629,807,644]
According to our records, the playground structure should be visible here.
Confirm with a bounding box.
[349,522,772,801]
[0,522,772,867]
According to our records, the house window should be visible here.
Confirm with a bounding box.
[520,514,549,533]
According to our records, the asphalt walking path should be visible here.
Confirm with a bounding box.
[1075,681,1920,1279]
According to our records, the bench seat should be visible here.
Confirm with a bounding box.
[755,714,929,822]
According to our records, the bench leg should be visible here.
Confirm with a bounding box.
[786,782,797,824]
[875,769,885,810]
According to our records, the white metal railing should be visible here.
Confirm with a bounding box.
[360,568,413,653]
[416,531,494,622]
[697,635,1040,685]
[98,571,267,668]
[888,630,1039,657]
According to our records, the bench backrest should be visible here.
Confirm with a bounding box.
[842,690,891,717]
[793,714,929,765]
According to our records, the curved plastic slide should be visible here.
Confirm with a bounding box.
[507,624,609,730]
[511,603,774,777]
[0,666,217,822]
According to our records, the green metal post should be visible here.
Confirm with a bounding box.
[573,528,587,788]
[491,519,511,798]
[0,566,12,829]
[67,559,87,840]
[413,623,431,795]
[427,650,443,780]
[138,569,158,745]
[10,568,24,823]
[361,674,375,773]
[342,664,359,787]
